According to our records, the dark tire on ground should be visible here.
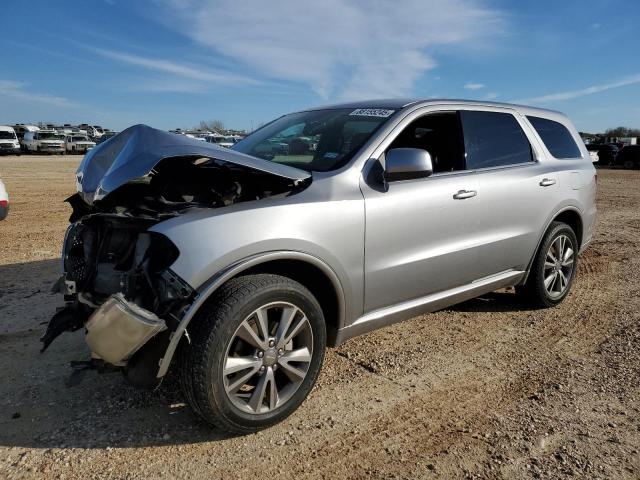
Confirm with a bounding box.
[516,221,579,309]
[179,273,326,434]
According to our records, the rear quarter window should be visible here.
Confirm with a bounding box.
[526,116,582,159]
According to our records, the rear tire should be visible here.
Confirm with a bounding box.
[517,221,578,308]
[179,274,326,434]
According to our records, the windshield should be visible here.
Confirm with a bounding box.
[72,136,89,142]
[232,108,395,172]
[37,132,65,140]
[0,131,16,140]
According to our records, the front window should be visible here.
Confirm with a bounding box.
[232,108,395,172]
[0,131,16,140]
[37,132,65,140]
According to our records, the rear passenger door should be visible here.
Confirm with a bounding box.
[459,109,556,277]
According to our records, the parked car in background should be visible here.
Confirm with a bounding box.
[0,177,8,220]
[78,124,103,140]
[588,149,599,163]
[95,131,118,144]
[586,144,617,165]
[44,100,596,434]
[22,129,66,154]
[0,126,21,155]
[65,134,95,154]
[13,124,39,144]
[614,145,640,169]
[204,135,238,148]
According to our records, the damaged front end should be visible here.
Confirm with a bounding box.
[43,125,311,387]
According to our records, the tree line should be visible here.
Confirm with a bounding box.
[603,126,640,137]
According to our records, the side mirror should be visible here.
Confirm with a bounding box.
[384,148,433,182]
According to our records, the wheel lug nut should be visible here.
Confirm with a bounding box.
[257,351,264,358]
[269,340,275,347]
[259,366,265,372]
[278,349,283,355]
[273,364,278,370]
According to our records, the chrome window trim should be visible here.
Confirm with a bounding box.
[362,104,546,180]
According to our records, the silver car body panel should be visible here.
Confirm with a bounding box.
[140,99,595,377]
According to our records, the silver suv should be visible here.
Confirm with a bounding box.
[44,99,597,433]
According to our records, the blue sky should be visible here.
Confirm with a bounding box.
[2,0,639,133]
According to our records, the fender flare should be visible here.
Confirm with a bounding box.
[520,205,583,285]
[156,250,346,378]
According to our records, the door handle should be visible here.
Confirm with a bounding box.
[539,178,556,187]
[453,189,477,200]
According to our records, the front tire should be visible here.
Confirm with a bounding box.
[180,274,326,434]
[517,221,578,308]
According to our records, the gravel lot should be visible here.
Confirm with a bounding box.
[0,155,638,479]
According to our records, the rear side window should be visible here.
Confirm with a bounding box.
[526,116,582,159]
[460,111,533,169]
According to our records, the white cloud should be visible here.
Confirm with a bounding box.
[464,82,485,90]
[515,74,640,104]
[91,47,259,88]
[154,0,504,100]
[0,80,77,108]
[484,92,499,100]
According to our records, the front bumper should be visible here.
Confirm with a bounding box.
[70,145,94,153]
[85,293,167,365]
[0,144,20,154]
[39,144,65,152]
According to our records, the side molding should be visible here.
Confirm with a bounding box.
[334,269,524,344]
[156,250,346,378]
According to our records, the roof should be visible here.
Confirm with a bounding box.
[303,98,564,119]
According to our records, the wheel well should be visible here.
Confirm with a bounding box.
[240,259,341,345]
[553,209,583,246]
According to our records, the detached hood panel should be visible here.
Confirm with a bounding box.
[76,124,310,204]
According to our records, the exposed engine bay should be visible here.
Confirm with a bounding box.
[43,125,311,387]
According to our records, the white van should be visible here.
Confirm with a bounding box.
[0,126,21,155]
[65,134,95,153]
[0,177,8,220]
[23,129,66,154]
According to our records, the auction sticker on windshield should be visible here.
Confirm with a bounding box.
[349,109,395,117]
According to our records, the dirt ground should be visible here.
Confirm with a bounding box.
[0,155,638,479]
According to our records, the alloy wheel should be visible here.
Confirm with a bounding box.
[543,234,574,299]
[222,302,313,414]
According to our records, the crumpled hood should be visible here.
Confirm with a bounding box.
[76,124,310,205]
